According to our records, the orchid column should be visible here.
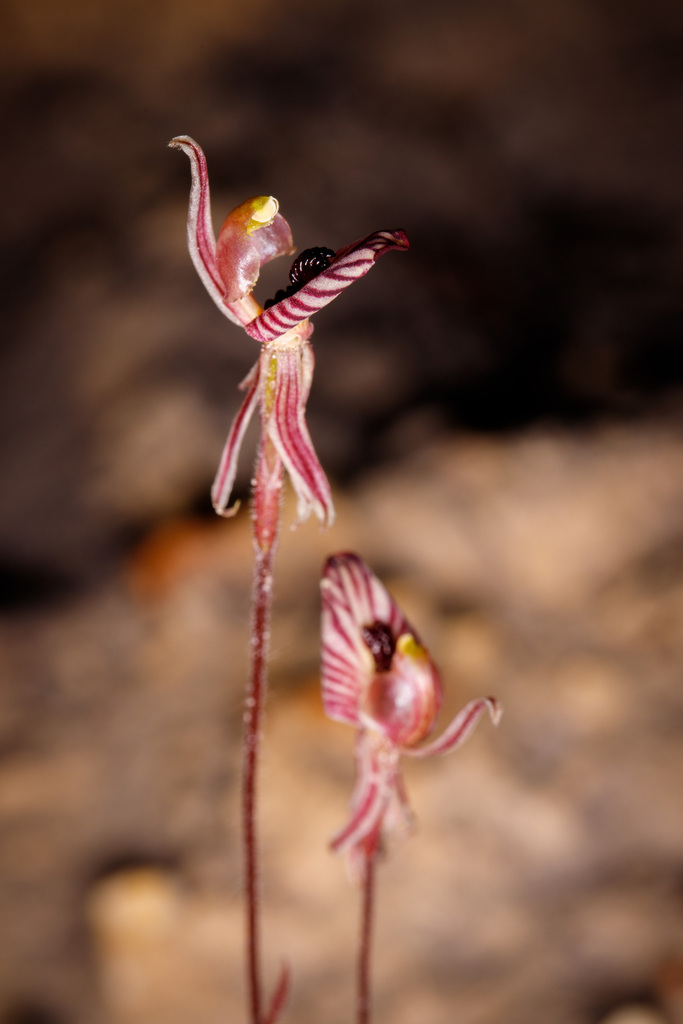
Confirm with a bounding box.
[171,136,408,1024]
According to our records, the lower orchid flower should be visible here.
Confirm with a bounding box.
[169,135,408,534]
[321,552,501,874]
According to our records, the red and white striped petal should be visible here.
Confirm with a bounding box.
[321,553,412,726]
[266,343,334,526]
[330,736,389,855]
[169,136,244,327]
[404,697,501,760]
[211,360,261,515]
[244,229,409,344]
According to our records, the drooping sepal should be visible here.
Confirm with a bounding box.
[321,553,412,726]
[211,360,261,516]
[330,735,388,856]
[216,196,294,303]
[330,734,418,880]
[265,343,335,527]
[244,229,409,344]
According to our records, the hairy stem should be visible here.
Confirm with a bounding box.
[358,843,378,1024]
[244,433,283,1024]
[244,541,274,1024]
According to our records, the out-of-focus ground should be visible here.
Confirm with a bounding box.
[1,1,683,1023]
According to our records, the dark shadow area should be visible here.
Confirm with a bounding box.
[1,1008,63,1024]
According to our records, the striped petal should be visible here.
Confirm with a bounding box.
[405,697,501,760]
[321,553,412,726]
[330,736,388,856]
[211,360,260,516]
[169,136,243,327]
[266,343,334,526]
[244,229,409,344]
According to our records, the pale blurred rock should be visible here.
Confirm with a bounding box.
[89,868,243,1024]
[599,1006,666,1024]
[357,424,683,613]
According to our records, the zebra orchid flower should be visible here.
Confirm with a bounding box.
[321,553,501,874]
[170,136,409,526]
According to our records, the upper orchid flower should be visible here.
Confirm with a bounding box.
[321,552,500,874]
[169,136,409,529]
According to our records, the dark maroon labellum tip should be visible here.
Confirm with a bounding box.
[362,621,395,672]
[289,247,336,287]
[263,246,335,309]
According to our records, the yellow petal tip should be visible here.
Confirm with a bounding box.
[247,196,279,233]
[396,634,428,661]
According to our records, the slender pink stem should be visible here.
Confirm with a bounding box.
[357,841,379,1024]
[244,431,284,1024]
[244,541,273,1024]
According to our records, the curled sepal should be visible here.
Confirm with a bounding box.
[169,135,243,326]
[244,229,410,344]
[211,360,260,516]
[264,342,335,527]
[321,553,412,727]
[404,697,501,759]
[216,196,294,303]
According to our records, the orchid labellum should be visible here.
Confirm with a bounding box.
[169,136,409,532]
[321,552,501,873]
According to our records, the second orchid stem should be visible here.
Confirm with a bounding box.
[358,844,378,1024]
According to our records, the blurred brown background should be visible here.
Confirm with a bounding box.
[1,1,683,1023]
